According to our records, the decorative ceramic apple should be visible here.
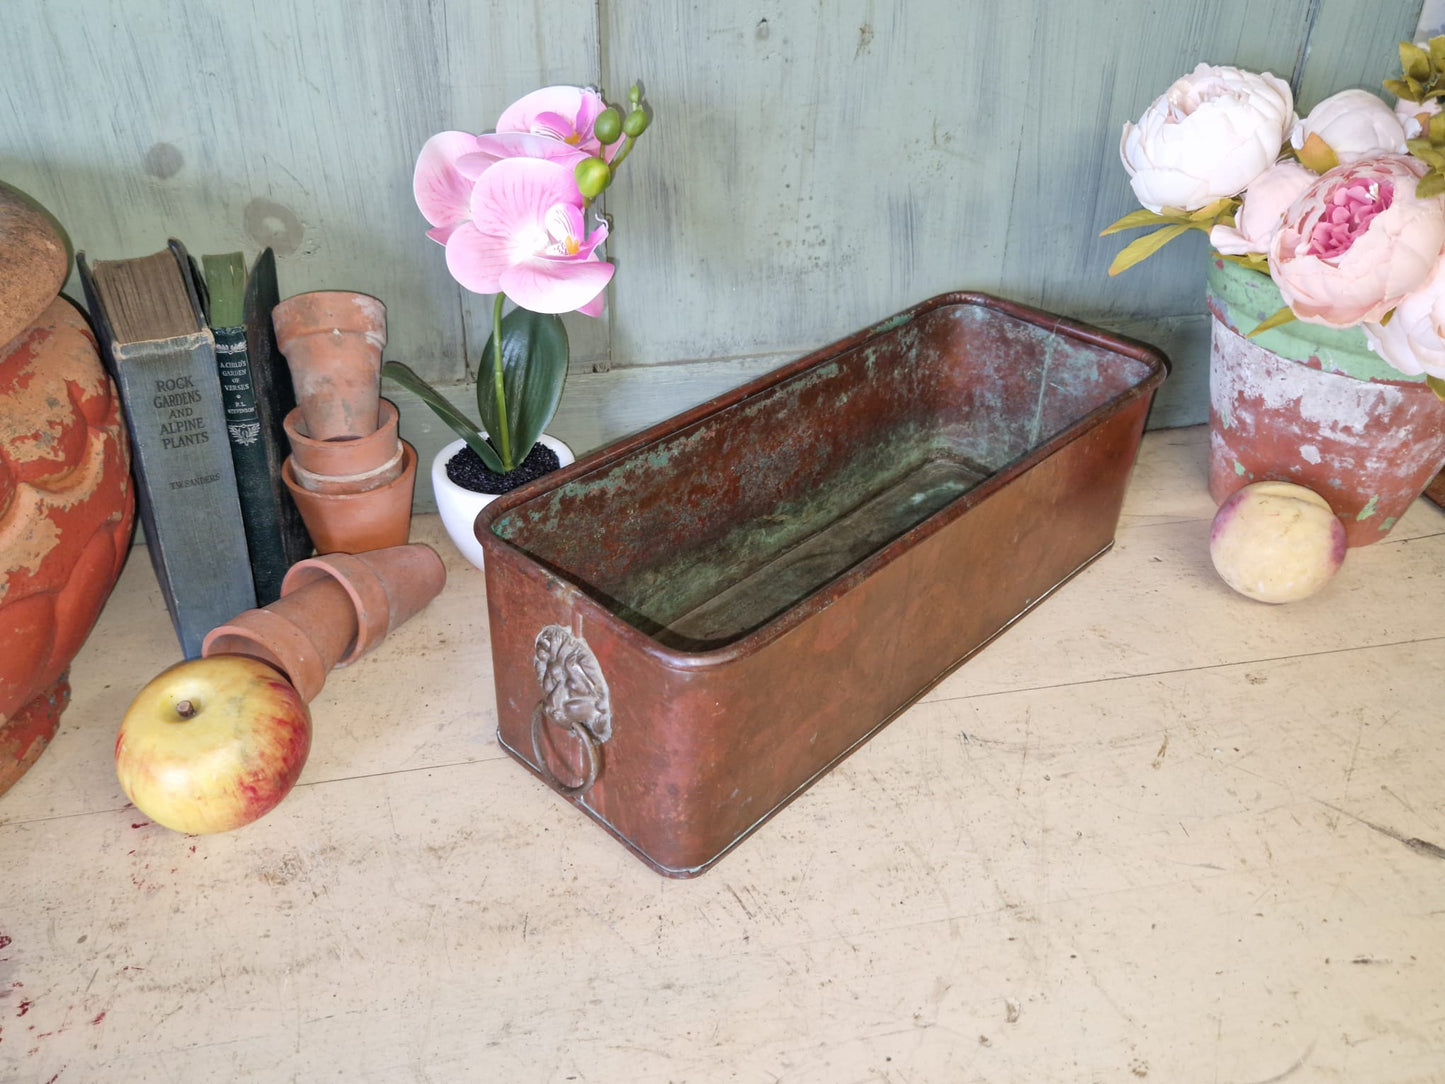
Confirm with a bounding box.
[115,655,312,834]
[1210,481,1347,603]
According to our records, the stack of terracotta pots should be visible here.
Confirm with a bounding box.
[190,291,442,708]
[273,291,417,554]
[202,543,446,702]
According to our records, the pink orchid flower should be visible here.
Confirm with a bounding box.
[444,156,613,316]
[497,85,617,161]
[414,131,590,245]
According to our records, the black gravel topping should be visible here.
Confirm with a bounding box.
[446,441,561,495]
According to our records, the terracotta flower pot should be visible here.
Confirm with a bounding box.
[1206,256,1445,546]
[284,398,405,494]
[272,291,387,441]
[282,441,417,554]
[202,544,446,702]
[431,434,574,571]
[1,185,135,796]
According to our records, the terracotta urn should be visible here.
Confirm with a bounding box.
[272,291,387,441]
[1,183,135,795]
[202,543,446,701]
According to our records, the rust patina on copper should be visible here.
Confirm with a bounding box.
[479,292,1168,877]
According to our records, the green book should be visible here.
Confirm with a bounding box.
[77,240,257,658]
[203,249,311,606]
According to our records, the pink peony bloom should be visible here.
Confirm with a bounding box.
[1267,155,1445,327]
[1290,89,1406,163]
[443,156,614,317]
[1120,63,1294,213]
[1210,160,1316,256]
[1363,255,1445,380]
[497,85,612,159]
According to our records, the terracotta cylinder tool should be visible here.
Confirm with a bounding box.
[202,543,446,702]
[272,291,387,441]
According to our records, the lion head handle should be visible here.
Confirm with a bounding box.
[532,625,612,742]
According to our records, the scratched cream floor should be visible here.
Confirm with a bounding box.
[2,425,1442,1084]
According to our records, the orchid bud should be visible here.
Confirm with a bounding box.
[593,107,622,145]
[623,107,651,137]
[574,156,612,198]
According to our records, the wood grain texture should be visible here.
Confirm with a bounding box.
[0,0,1423,468]
[0,0,600,386]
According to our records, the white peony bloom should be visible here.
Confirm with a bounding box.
[1291,89,1407,163]
[1120,63,1295,213]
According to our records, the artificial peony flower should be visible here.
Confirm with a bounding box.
[1268,155,1445,327]
[443,156,614,317]
[1396,95,1442,139]
[1290,89,1407,165]
[1120,63,1295,213]
[1363,255,1445,379]
[1210,160,1316,255]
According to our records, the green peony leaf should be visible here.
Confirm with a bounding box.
[1427,374,1445,401]
[1099,207,1172,236]
[1402,41,1432,82]
[477,307,569,473]
[1430,111,1445,143]
[1384,78,1419,101]
[1107,224,1190,276]
[1246,305,1297,338]
[1407,138,1445,169]
[1431,35,1445,75]
[1416,170,1445,198]
[381,360,506,472]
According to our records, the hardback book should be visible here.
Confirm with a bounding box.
[202,249,311,605]
[78,240,257,658]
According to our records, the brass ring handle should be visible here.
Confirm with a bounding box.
[530,703,601,799]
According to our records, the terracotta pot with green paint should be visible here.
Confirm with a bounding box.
[1205,255,1445,546]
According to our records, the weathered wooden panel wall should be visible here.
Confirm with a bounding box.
[1,0,1423,509]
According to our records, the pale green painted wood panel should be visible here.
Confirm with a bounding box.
[1294,0,1423,111]
[0,0,601,386]
[599,0,1420,429]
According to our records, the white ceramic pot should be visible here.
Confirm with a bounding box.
[431,434,575,571]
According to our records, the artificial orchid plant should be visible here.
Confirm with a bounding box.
[1103,37,1445,397]
[384,82,651,475]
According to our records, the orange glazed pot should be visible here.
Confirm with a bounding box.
[1,186,135,795]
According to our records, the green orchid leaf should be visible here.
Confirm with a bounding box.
[1099,207,1170,236]
[1427,374,1445,402]
[381,360,505,472]
[477,307,569,472]
[1107,224,1190,276]
[1246,305,1297,338]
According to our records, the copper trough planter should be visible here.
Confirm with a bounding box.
[479,292,1168,877]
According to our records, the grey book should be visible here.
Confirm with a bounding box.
[78,239,257,658]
